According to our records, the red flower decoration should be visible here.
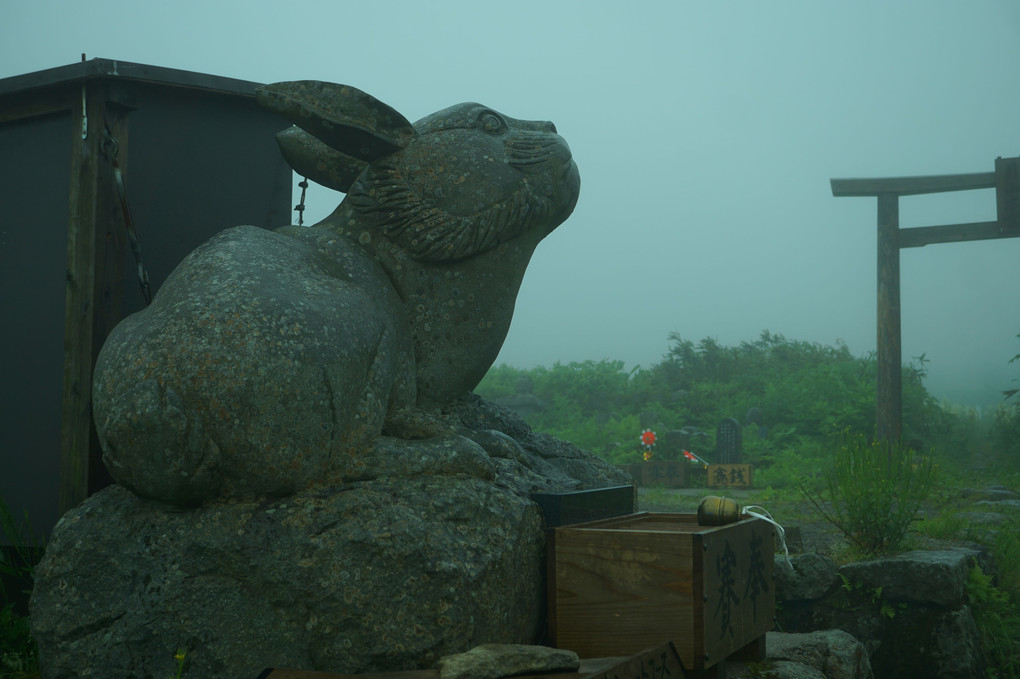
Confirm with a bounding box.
[640,429,656,449]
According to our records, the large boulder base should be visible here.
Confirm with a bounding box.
[31,397,632,679]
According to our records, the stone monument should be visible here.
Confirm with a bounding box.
[30,81,630,678]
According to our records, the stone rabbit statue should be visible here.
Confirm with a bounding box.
[91,81,581,505]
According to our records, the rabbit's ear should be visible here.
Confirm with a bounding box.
[257,81,416,162]
[275,126,367,193]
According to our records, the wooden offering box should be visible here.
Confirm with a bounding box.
[549,512,774,671]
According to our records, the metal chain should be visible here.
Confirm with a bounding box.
[102,128,152,305]
[295,177,309,226]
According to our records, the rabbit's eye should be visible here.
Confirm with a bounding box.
[478,111,506,135]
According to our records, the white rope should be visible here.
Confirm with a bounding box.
[742,504,791,567]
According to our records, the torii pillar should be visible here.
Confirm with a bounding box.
[831,156,1020,443]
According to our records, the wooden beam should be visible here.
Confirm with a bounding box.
[997,156,1020,231]
[875,193,902,443]
[897,220,1019,248]
[831,172,995,197]
[59,82,128,514]
[60,82,101,515]
[89,103,131,494]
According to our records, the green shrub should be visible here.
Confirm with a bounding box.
[968,563,1020,678]
[0,494,43,678]
[477,331,971,486]
[801,431,937,556]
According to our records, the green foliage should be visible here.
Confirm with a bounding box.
[166,648,188,679]
[989,333,1020,475]
[477,331,950,484]
[0,495,43,678]
[1002,332,1020,403]
[0,603,36,678]
[800,431,936,556]
[967,563,1020,678]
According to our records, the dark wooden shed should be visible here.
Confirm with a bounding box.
[0,58,293,544]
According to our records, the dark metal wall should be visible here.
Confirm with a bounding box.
[0,113,72,544]
[110,83,293,314]
[0,61,293,545]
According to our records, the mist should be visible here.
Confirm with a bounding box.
[3,0,1018,407]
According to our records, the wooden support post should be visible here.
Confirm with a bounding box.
[997,156,1020,232]
[60,82,102,515]
[875,193,901,444]
[60,82,129,514]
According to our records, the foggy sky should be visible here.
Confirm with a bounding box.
[3,1,1018,407]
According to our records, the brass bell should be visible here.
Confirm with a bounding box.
[697,495,742,525]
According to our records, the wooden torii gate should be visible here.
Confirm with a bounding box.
[830,156,1020,443]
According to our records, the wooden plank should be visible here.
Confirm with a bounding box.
[830,171,995,197]
[700,521,773,668]
[88,101,131,494]
[640,461,686,488]
[0,87,73,125]
[875,193,902,444]
[552,521,697,662]
[59,80,102,515]
[57,81,128,513]
[707,464,753,488]
[897,220,1016,248]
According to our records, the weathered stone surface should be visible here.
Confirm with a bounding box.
[32,397,632,679]
[776,553,839,601]
[437,644,579,679]
[778,548,990,679]
[956,511,1009,526]
[961,487,1019,501]
[751,660,827,679]
[838,549,977,608]
[92,80,581,507]
[765,630,873,679]
[32,479,546,679]
[930,606,986,679]
[93,225,415,506]
[975,498,1020,509]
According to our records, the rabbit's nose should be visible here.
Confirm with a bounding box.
[520,119,557,134]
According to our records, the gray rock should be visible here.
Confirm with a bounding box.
[33,481,542,679]
[766,630,873,679]
[31,397,629,679]
[976,488,1019,501]
[838,549,976,608]
[956,511,1009,526]
[784,548,990,679]
[437,644,579,679]
[776,553,839,601]
[975,498,1020,509]
[758,660,828,679]
[931,606,986,679]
